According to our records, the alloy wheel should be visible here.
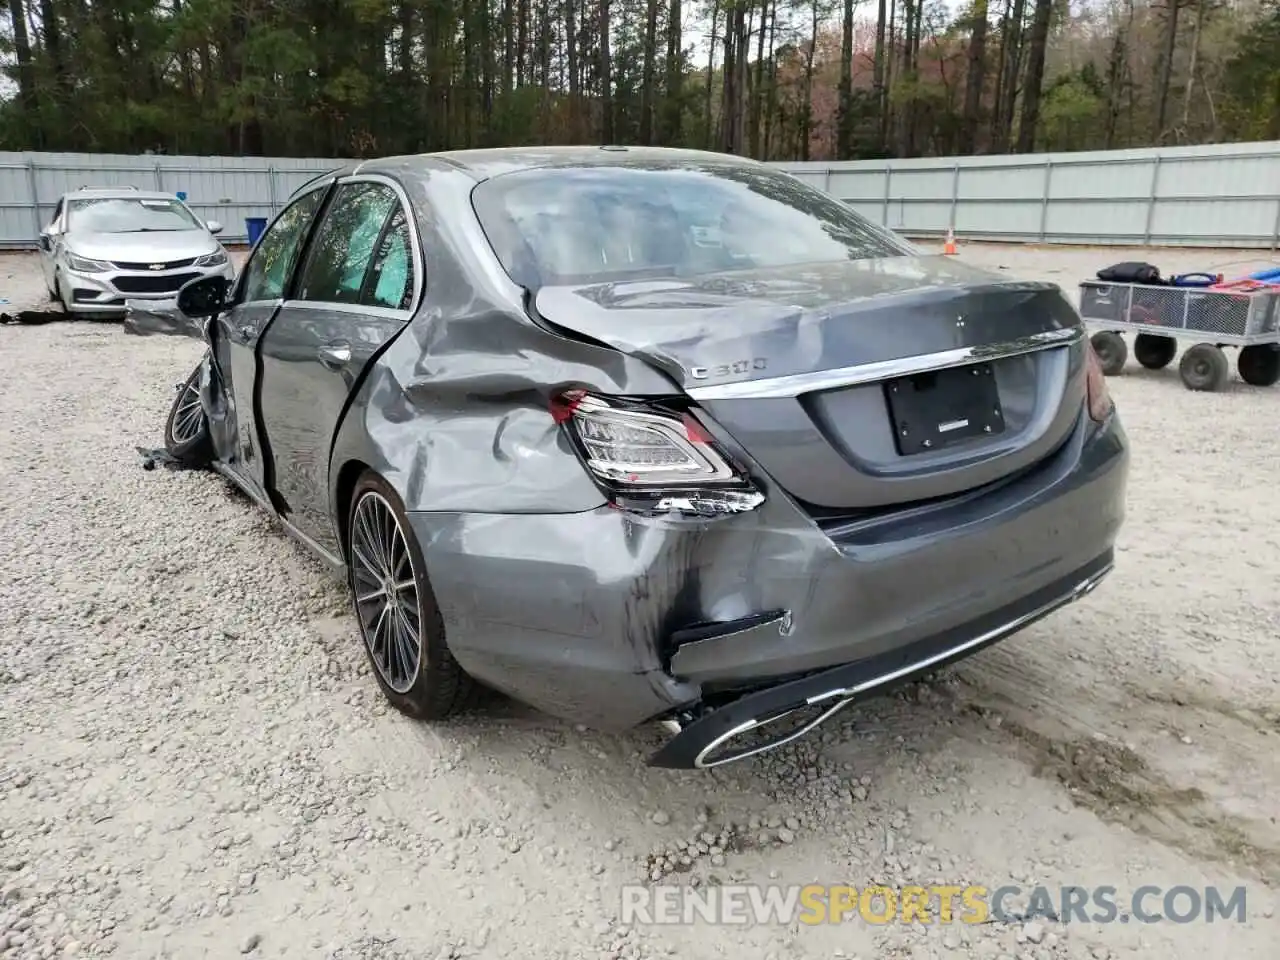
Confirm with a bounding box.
[350,492,422,694]
[168,380,205,445]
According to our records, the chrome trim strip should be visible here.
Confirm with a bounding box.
[685,325,1084,401]
[687,561,1113,769]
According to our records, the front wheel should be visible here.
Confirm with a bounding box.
[164,364,214,465]
[347,472,474,720]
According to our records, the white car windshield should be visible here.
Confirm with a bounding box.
[68,197,204,234]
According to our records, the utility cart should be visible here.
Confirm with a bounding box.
[1078,280,1280,392]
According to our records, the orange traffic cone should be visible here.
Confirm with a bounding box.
[943,228,958,256]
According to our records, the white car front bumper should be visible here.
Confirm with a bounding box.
[59,258,236,316]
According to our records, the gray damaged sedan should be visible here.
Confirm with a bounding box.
[127,147,1129,769]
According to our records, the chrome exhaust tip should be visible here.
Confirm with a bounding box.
[1069,564,1113,602]
[690,693,856,769]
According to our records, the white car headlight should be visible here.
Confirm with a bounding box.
[66,253,112,273]
[194,250,228,267]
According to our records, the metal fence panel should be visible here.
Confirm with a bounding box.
[0,151,340,248]
[0,143,1277,249]
[774,140,1280,249]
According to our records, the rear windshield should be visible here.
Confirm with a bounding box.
[470,163,912,289]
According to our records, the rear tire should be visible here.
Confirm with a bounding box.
[1090,331,1128,376]
[1237,344,1280,387]
[1133,333,1177,370]
[1178,343,1231,392]
[347,471,474,720]
[164,365,214,466]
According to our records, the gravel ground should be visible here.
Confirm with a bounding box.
[2,243,1279,960]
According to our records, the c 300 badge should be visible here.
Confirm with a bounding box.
[690,358,768,380]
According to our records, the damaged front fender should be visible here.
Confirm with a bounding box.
[122,297,206,340]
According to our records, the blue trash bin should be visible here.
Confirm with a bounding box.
[245,217,268,247]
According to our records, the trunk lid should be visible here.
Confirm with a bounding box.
[532,255,1087,511]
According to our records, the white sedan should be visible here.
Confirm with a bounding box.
[38,186,236,317]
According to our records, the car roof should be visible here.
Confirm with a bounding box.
[321,145,768,184]
[62,187,181,202]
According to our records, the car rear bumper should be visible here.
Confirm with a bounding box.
[648,551,1113,768]
[407,405,1129,743]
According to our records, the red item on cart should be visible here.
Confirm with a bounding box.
[1207,278,1280,293]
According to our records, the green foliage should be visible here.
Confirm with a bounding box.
[1221,0,1280,141]
[0,0,1275,159]
[1038,69,1105,152]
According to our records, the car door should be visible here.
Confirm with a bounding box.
[211,183,330,501]
[255,177,421,555]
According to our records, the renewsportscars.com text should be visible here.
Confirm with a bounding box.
[620,883,1250,926]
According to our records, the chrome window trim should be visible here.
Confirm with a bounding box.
[685,325,1084,401]
[282,300,412,323]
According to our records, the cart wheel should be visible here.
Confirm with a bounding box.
[1178,343,1231,392]
[1090,331,1128,376]
[1133,334,1177,370]
[1237,344,1280,387]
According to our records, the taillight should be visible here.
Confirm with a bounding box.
[551,390,764,516]
[1085,342,1114,423]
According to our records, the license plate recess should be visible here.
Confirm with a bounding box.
[884,363,1005,455]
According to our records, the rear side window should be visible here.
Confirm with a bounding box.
[470,163,912,289]
[297,182,399,305]
[365,206,415,310]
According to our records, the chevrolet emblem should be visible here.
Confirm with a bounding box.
[149,263,166,270]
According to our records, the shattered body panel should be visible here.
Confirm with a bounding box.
[138,147,1130,767]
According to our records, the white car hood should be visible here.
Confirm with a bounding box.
[67,229,219,263]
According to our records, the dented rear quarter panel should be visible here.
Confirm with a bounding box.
[326,163,685,525]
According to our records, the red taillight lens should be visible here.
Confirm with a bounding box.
[549,388,587,423]
[1085,343,1113,423]
[550,390,766,516]
[550,390,736,485]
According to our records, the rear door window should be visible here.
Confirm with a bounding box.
[296,181,400,305]
[471,163,912,289]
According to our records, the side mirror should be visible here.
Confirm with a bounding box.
[206,220,224,235]
[38,233,52,252]
[177,274,230,318]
